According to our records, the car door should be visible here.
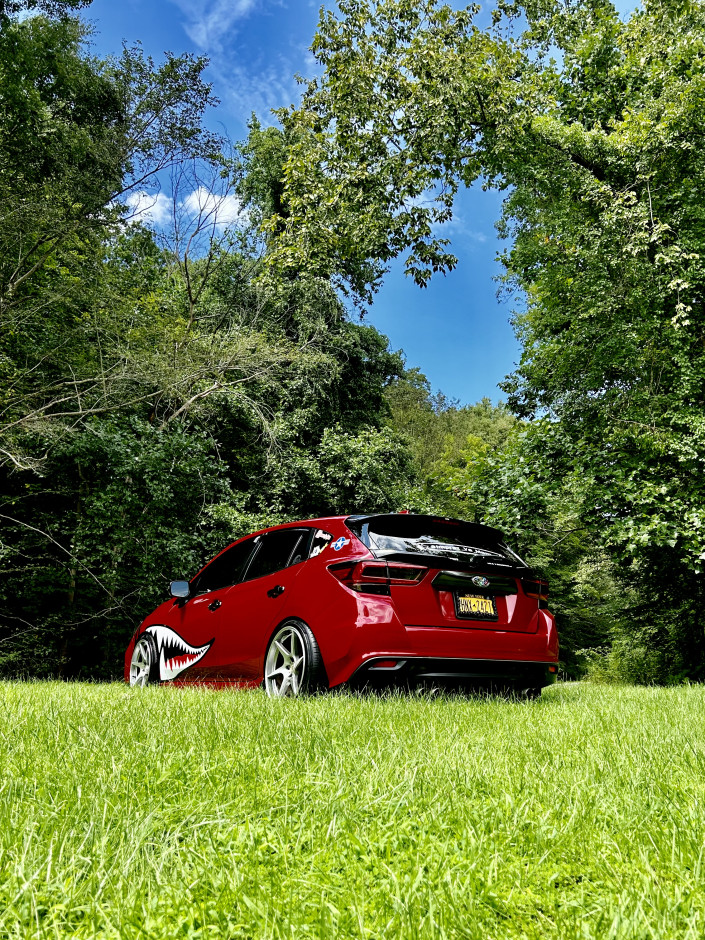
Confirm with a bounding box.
[221,527,312,680]
[168,537,258,682]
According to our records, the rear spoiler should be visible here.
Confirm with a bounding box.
[345,513,505,544]
[371,550,525,574]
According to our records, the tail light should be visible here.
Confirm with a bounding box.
[524,579,550,609]
[328,561,427,595]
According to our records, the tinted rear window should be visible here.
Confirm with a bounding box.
[350,515,524,566]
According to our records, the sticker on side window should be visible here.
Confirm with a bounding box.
[310,529,333,558]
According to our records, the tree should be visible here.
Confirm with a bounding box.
[263,0,705,680]
[441,420,621,677]
[386,370,515,477]
[0,5,221,470]
[0,1,89,16]
[0,1,416,677]
[383,371,618,675]
[0,420,231,677]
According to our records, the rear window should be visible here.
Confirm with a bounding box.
[348,515,525,566]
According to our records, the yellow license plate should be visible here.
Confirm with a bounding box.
[455,593,498,620]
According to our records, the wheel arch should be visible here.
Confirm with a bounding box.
[263,616,330,693]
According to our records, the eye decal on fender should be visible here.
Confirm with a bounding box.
[145,625,214,681]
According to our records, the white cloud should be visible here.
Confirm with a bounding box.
[123,187,245,231]
[124,191,172,226]
[183,186,245,226]
[165,0,308,124]
[447,217,488,243]
[222,60,302,124]
[428,205,489,244]
[168,0,258,53]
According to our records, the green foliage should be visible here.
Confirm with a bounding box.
[265,0,517,301]
[0,0,89,16]
[0,15,121,198]
[268,0,705,681]
[0,219,412,676]
[236,118,291,227]
[384,374,619,674]
[0,2,415,678]
[0,420,230,677]
[0,3,221,472]
[209,425,416,538]
[7,0,703,682]
[445,422,621,676]
[3,682,705,937]
[386,369,516,480]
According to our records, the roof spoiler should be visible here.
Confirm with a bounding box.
[345,513,505,543]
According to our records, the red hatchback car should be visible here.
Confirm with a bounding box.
[125,513,558,697]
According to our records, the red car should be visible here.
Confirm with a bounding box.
[125,513,558,697]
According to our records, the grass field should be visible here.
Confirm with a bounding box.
[1,682,704,939]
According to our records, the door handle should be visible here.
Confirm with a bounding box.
[208,599,222,611]
[267,585,285,598]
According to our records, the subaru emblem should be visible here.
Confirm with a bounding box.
[472,576,490,588]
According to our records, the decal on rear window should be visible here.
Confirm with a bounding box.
[345,515,527,567]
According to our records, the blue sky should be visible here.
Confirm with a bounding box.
[84,0,622,406]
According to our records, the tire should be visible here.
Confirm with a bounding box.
[517,686,542,701]
[129,631,160,687]
[264,619,327,697]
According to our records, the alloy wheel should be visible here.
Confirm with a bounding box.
[129,636,154,687]
[264,624,307,697]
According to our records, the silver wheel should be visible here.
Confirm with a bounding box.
[130,635,155,687]
[264,624,306,697]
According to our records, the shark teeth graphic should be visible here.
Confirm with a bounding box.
[145,625,214,682]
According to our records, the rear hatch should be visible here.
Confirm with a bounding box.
[346,513,541,633]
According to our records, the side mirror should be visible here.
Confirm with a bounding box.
[170,580,190,599]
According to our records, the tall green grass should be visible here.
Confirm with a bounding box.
[1,682,704,938]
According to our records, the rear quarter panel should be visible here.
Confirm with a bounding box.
[274,525,376,685]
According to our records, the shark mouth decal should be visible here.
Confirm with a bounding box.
[145,625,214,681]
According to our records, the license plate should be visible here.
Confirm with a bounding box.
[454,593,498,621]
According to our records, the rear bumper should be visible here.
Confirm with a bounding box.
[348,656,558,690]
[322,605,558,687]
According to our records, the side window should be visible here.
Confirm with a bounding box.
[289,529,313,567]
[192,538,256,595]
[310,529,333,557]
[244,529,310,582]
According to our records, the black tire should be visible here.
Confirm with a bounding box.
[129,631,160,686]
[263,619,327,697]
